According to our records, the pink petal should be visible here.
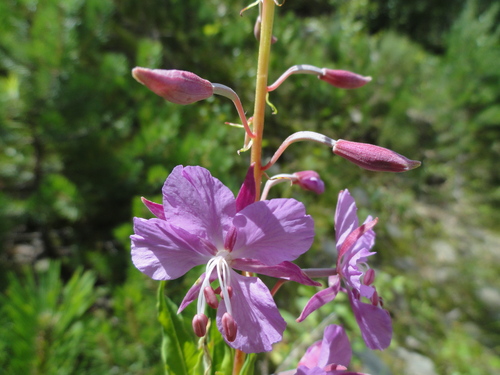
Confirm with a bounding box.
[216,271,286,353]
[232,259,321,286]
[297,275,340,322]
[131,218,213,280]
[335,190,359,250]
[178,272,205,313]
[349,291,392,350]
[317,325,352,368]
[162,166,236,248]
[296,365,325,375]
[232,198,315,265]
[298,340,322,368]
[337,218,378,264]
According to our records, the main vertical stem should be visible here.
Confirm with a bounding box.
[233,3,276,375]
[250,0,275,200]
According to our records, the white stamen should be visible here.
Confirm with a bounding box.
[197,251,233,316]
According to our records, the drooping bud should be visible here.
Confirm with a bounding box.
[333,139,421,172]
[204,286,219,309]
[292,170,325,194]
[132,67,213,104]
[319,69,372,89]
[192,313,209,337]
[221,312,237,342]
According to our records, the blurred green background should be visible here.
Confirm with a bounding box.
[1,0,499,374]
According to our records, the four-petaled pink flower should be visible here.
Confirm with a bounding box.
[278,325,370,375]
[297,190,392,350]
[130,165,319,353]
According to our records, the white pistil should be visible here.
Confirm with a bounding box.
[216,251,233,316]
[197,251,233,317]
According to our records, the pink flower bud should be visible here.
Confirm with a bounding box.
[319,69,372,89]
[192,313,209,337]
[222,312,237,342]
[292,170,325,194]
[132,67,213,104]
[333,139,421,172]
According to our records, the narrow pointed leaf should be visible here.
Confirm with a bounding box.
[157,281,203,375]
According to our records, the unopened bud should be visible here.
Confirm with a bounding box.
[192,313,209,337]
[222,312,237,342]
[204,286,219,309]
[319,69,371,89]
[132,67,213,104]
[333,139,421,172]
[292,171,325,194]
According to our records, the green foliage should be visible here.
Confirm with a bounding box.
[0,261,96,374]
[157,281,236,375]
[157,281,203,375]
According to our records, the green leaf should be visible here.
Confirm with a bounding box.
[207,308,233,375]
[239,353,257,375]
[157,281,203,375]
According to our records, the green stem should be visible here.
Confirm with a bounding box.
[233,2,276,374]
[250,0,275,200]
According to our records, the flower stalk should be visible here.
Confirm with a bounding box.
[250,0,276,199]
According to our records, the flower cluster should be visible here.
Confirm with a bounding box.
[278,325,370,375]
[130,0,420,372]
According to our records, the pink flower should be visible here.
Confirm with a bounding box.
[278,325,370,375]
[131,165,319,353]
[297,190,392,350]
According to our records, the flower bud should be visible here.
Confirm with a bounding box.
[132,67,213,104]
[192,313,209,337]
[292,170,325,194]
[333,139,421,172]
[319,69,371,89]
